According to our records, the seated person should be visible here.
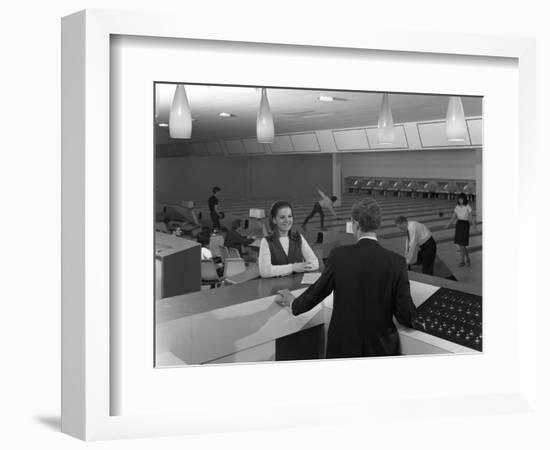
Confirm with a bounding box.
[209,228,225,260]
[155,221,169,233]
[196,226,211,247]
[200,245,224,277]
[258,200,318,278]
[171,226,184,237]
[163,205,187,224]
[164,206,191,235]
[201,246,213,260]
[224,219,254,255]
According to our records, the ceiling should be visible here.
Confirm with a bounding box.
[155,83,482,145]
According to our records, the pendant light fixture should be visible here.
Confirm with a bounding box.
[377,93,395,144]
[446,96,467,142]
[256,88,274,143]
[169,84,192,139]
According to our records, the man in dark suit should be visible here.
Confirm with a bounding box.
[278,198,416,358]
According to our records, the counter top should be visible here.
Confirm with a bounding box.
[156,272,308,322]
[157,269,480,324]
[155,270,481,365]
[155,232,200,259]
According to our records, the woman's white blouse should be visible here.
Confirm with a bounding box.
[454,204,472,221]
[258,234,319,278]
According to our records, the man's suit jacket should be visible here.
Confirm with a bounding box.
[291,238,416,358]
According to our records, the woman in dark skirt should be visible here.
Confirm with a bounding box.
[445,193,475,267]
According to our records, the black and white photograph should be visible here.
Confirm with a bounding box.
[154,83,483,366]
[13,1,542,447]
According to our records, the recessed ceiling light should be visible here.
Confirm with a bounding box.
[219,112,236,118]
[318,95,334,102]
[317,95,349,102]
[300,112,336,119]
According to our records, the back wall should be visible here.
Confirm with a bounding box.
[156,149,477,207]
[155,154,333,205]
[341,149,477,180]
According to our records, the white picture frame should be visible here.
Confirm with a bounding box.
[61,9,538,440]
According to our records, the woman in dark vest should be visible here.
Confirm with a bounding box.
[258,200,319,278]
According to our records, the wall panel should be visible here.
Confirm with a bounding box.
[246,154,331,199]
[156,154,332,204]
[341,149,476,180]
[156,156,247,203]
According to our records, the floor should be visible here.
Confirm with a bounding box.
[203,192,482,291]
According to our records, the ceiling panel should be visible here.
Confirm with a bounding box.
[155,83,483,145]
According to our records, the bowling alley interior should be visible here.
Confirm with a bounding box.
[154,83,483,367]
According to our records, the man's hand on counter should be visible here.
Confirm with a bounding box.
[276,289,296,308]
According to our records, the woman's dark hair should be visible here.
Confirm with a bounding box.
[330,196,338,202]
[457,193,468,205]
[212,186,221,194]
[269,200,294,231]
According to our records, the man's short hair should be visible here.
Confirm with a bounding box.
[231,219,241,230]
[351,198,381,232]
[212,186,221,194]
[395,215,408,226]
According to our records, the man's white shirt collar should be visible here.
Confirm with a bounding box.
[358,234,378,241]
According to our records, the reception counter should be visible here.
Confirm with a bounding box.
[155,232,201,299]
[155,271,481,367]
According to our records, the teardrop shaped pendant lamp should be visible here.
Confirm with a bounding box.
[446,96,467,142]
[257,88,274,143]
[169,84,193,139]
[377,93,395,144]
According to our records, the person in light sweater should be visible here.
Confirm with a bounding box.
[259,200,319,278]
[301,189,338,230]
